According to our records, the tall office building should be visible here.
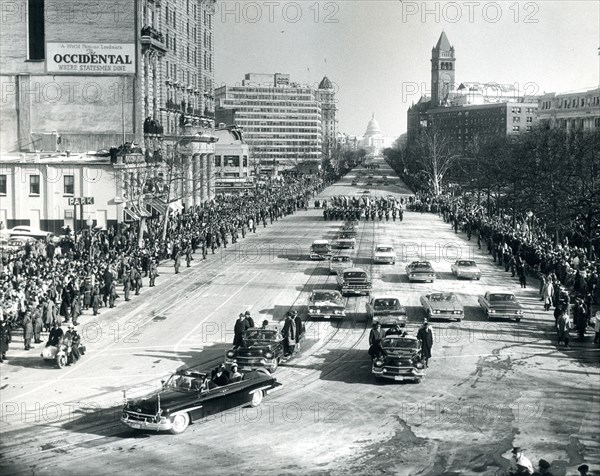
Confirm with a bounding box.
[215,73,334,173]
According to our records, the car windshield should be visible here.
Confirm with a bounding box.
[457,260,475,267]
[312,244,331,251]
[313,291,341,302]
[411,262,431,269]
[429,293,457,302]
[376,247,393,253]
[345,272,366,279]
[374,299,401,310]
[166,374,204,392]
[244,330,278,341]
[332,256,351,263]
[381,338,419,350]
[489,294,515,302]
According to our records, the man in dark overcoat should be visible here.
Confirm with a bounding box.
[417,319,434,368]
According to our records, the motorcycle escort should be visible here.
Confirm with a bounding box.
[41,326,86,369]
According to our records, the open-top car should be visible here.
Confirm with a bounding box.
[366,295,407,327]
[406,261,436,283]
[121,368,281,434]
[225,326,300,372]
[310,240,332,260]
[420,292,464,321]
[330,253,354,274]
[478,292,523,322]
[374,244,396,264]
[308,289,346,319]
[333,234,356,249]
[451,260,481,280]
[372,336,425,383]
[8,225,55,241]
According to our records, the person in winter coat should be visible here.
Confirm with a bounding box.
[0,318,11,362]
[557,309,571,348]
[282,313,295,356]
[233,314,245,348]
[22,311,34,350]
[174,251,181,275]
[542,278,554,312]
[33,307,44,343]
[417,319,434,368]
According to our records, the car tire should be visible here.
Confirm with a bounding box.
[270,358,279,373]
[476,277,481,281]
[250,390,264,407]
[169,412,190,434]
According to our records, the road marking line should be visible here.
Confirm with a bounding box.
[174,271,261,352]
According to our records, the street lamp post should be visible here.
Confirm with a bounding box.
[526,211,534,241]
[86,216,94,259]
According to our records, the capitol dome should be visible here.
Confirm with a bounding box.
[364,113,382,137]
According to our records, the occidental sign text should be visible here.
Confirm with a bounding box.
[46,43,136,75]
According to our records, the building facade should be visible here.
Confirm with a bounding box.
[0,0,218,230]
[215,73,329,172]
[317,76,338,159]
[214,125,252,193]
[537,87,600,131]
[427,102,538,152]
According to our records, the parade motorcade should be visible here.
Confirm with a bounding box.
[121,368,282,434]
[405,261,436,283]
[451,259,482,280]
[366,295,407,327]
[329,253,354,274]
[373,244,396,264]
[225,326,297,372]
[308,289,346,319]
[420,292,464,321]
[310,240,332,260]
[336,267,372,296]
[333,234,356,249]
[372,335,425,383]
[478,292,524,322]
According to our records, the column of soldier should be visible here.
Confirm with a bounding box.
[408,192,600,346]
[317,195,405,222]
[0,174,325,362]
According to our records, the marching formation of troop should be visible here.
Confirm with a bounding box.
[317,195,405,222]
[0,174,326,364]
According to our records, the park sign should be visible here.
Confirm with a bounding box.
[68,197,94,206]
[46,43,136,75]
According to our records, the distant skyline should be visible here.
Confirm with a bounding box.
[214,1,599,137]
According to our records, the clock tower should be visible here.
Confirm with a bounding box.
[431,31,456,107]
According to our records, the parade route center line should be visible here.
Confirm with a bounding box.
[173,271,261,352]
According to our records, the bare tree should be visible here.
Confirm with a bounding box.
[416,129,455,196]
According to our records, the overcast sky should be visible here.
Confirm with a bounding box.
[213,1,599,137]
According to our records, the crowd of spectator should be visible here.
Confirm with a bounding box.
[0,174,326,362]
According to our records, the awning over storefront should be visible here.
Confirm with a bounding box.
[123,203,150,221]
[145,198,183,215]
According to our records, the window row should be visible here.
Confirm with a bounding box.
[0,174,74,195]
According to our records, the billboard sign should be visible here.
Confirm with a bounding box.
[46,42,136,75]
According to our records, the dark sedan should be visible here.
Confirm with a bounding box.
[122,368,281,434]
